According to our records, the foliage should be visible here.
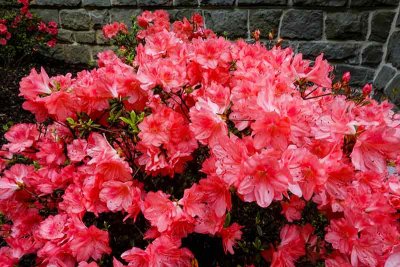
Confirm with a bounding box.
[1,10,400,267]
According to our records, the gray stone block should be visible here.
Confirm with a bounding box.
[204,10,248,39]
[174,0,198,6]
[60,9,91,30]
[351,0,398,6]
[238,0,286,4]
[326,12,369,41]
[168,9,200,22]
[90,10,110,29]
[63,44,92,64]
[361,44,383,67]
[280,10,323,40]
[96,30,111,44]
[31,9,59,23]
[110,8,141,25]
[137,0,172,6]
[387,31,400,69]
[264,40,297,50]
[83,0,111,6]
[74,31,96,44]
[369,11,396,42]
[200,0,235,6]
[249,10,282,36]
[293,0,347,6]
[42,44,65,61]
[384,74,400,106]
[374,65,396,91]
[57,29,75,43]
[31,0,81,6]
[297,42,361,64]
[112,0,137,5]
[334,64,375,86]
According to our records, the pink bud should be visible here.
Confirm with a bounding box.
[342,72,351,83]
[362,84,372,96]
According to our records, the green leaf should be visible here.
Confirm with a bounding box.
[252,237,262,250]
[224,212,231,228]
[66,117,75,125]
[256,225,263,236]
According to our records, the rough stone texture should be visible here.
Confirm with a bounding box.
[174,0,198,6]
[280,10,323,40]
[169,9,200,21]
[96,30,111,45]
[40,43,65,61]
[62,44,92,64]
[57,29,75,43]
[83,0,111,6]
[351,0,399,6]
[369,11,396,42]
[249,10,282,35]
[137,0,172,6]
[334,64,375,86]
[201,0,235,6]
[387,31,400,69]
[238,0,286,5]
[60,9,91,30]
[361,44,383,67]
[297,42,361,64]
[374,65,397,91]
[90,10,110,29]
[293,0,347,6]
[31,9,59,23]
[326,12,369,40]
[110,9,141,25]
[397,14,400,27]
[111,0,137,5]
[384,74,400,106]
[32,0,81,6]
[74,31,96,44]
[204,10,248,39]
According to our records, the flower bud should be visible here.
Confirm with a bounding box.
[362,84,372,96]
[342,72,351,83]
[253,29,260,41]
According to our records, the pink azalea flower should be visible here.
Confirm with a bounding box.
[99,181,138,212]
[37,214,67,240]
[218,223,243,255]
[69,225,111,262]
[19,67,52,101]
[3,123,39,153]
[281,195,305,222]
[142,191,181,233]
[189,98,228,145]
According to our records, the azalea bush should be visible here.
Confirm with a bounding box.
[0,0,58,66]
[1,10,400,267]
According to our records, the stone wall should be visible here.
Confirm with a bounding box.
[1,0,400,102]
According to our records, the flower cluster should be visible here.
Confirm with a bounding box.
[0,19,11,46]
[103,22,128,39]
[1,10,400,267]
[0,0,58,64]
